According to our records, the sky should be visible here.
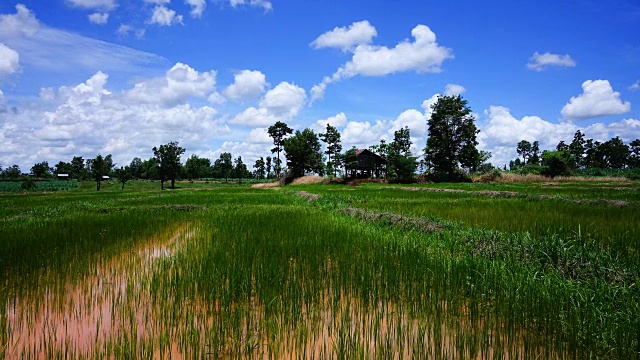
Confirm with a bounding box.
[1,0,639,171]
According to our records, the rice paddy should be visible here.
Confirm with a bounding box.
[1,180,638,359]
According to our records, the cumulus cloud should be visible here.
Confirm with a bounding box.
[0,70,230,170]
[126,62,217,106]
[88,12,109,25]
[311,112,348,133]
[310,20,377,51]
[561,80,631,120]
[66,0,116,11]
[185,0,206,17]
[478,105,640,166]
[311,24,452,102]
[229,0,272,12]
[0,43,20,78]
[630,80,640,91]
[39,87,55,101]
[223,70,267,101]
[527,52,576,71]
[149,6,183,26]
[232,82,306,127]
[0,5,165,74]
[245,127,272,143]
[444,83,465,96]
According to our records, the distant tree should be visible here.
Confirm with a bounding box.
[584,139,605,168]
[516,140,532,164]
[630,139,640,168]
[89,155,108,191]
[424,95,480,181]
[54,161,72,175]
[343,146,359,178]
[31,161,52,178]
[319,124,343,177]
[556,141,569,152]
[115,166,132,190]
[213,152,233,182]
[153,141,185,190]
[234,156,248,184]
[387,126,418,182]
[185,154,211,180]
[2,164,21,180]
[268,121,293,177]
[265,156,272,178]
[601,136,630,169]
[283,128,324,178]
[254,157,266,179]
[104,154,115,176]
[569,130,586,168]
[71,156,87,180]
[129,157,143,179]
[529,141,540,166]
[541,150,573,177]
[140,157,160,180]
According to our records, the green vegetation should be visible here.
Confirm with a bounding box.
[1,180,638,358]
[0,180,80,192]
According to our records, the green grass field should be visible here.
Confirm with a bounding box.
[1,179,638,358]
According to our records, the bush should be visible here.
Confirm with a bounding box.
[475,169,502,182]
[20,179,37,191]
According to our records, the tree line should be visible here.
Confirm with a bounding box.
[2,95,639,187]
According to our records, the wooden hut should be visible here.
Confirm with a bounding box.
[346,149,386,178]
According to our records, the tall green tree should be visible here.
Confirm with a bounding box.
[268,121,293,176]
[541,150,573,177]
[89,155,108,191]
[153,141,185,190]
[424,95,480,181]
[71,156,87,180]
[31,161,52,178]
[265,156,272,178]
[388,127,418,182]
[283,128,324,178]
[630,139,640,168]
[234,156,248,184]
[516,140,532,164]
[529,141,540,165]
[115,166,132,190]
[254,157,266,179]
[129,157,143,179]
[213,152,233,182]
[569,130,586,168]
[601,136,630,169]
[184,154,211,180]
[319,124,342,177]
[54,161,72,175]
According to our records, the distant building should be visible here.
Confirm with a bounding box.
[346,149,387,178]
[101,175,110,180]
[57,173,70,180]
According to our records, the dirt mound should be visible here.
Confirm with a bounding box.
[290,176,329,185]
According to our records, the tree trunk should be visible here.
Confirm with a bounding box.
[96,180,100,191]
[121,181,125,190]
[161,179,164,190]
[171,179,175,189]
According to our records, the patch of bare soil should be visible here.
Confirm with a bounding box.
[295,191,321,201]
[341,207,443,233]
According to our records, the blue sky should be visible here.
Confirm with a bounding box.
[0,0,639,170]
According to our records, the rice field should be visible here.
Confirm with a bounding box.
[1,180,638,359]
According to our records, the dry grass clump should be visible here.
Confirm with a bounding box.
[290,176,329,185]
[493,173,631,183]
[341,207,443,233]
[251,181,282,188]
[295,191,321,201]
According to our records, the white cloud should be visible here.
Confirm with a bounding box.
[311,24,452,102]
[0,5,165,74]
[311,112,348,133]
[310,20,377,51]
[39,87,55,101]
[245,127,272,143]
[126,62,217,106]
[342,120,390,148]
[389,109,427,137]
[232,82,306,127]
[478,106,640,166]
[561,80,631,120]
[149,6,184,26]
[66,0,116,11]
[630,80,640,91]
[0,70,231,170]
[223,70,267,101]
[0,43,20,78]
[185,0,206,17]
[527,52,576,71]
[229,0,272,12]
[0,89,5,111]
[444,83,465,96]
[88,12,109,25]
[144,0,170,4]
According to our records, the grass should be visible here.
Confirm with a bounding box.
[1,180,638,358]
